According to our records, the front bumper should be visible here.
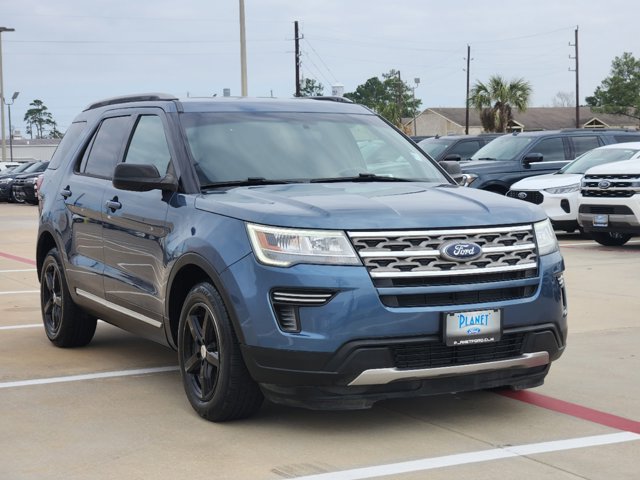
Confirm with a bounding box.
[223,250,567,408]
[578,196,640,234]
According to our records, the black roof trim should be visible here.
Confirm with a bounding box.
[84,93,178,111]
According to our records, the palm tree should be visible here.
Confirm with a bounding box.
[469,75,532,132]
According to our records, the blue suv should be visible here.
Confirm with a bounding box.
[37,94,567,421]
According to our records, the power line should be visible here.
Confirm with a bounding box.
[302,38,338,83]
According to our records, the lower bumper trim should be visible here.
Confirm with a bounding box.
[348,351,549,386]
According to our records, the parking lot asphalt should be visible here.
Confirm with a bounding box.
[0,203,638,480]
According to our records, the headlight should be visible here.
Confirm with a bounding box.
[460,173,478,187]
[544,183,580,194]
[534,219,559,256]
[246,223,360,267]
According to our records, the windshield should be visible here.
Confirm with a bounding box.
[7,163,33,174]
[470,134,534,161]
[417,138,455,158]
[179,112,447,185]
[559,147,640,174]
[23,162,47,173]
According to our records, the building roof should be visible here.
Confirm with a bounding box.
[11,138,62,146]
[421,107,639,131]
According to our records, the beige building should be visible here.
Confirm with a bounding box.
[406,107,640,136]
[7,137,61,163]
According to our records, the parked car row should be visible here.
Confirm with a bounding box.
[507,142,640,245]
[0,161,48,204]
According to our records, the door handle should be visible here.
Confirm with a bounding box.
[60,187,72,199]
[105,199,122,212]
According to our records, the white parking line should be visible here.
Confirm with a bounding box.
[294,432,640,480]
[0,366,179,389]
[0,290,39,295]
[0,269,37,273]
[0,323,41,330]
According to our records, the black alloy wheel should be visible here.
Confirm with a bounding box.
[40,248,97,347]
[178,282,263,422]
[181,301,221,402]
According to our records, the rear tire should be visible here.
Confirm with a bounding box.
[591,232,632,246]
[178,282,263,422]
[40,248,97,347]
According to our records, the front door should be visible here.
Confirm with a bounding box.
[101,112,175,339]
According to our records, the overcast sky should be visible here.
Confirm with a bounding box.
[2,0,638,133]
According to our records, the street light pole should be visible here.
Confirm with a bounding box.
[413,77,420,136]
[6,91,18,162]
[239,0,248,96]
[0,27,16,163]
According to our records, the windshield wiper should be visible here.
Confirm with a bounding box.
[310,173,412,183]
[200,177,301,189]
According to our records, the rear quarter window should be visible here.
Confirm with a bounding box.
[47,121,87,170]
[613,135,640,143]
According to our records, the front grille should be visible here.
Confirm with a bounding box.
[582,174,640,198]
[381,286,536,308]
[578,205,634,215]
[507,190,543,204]
[348,226,539,307]
[392,333,526,369]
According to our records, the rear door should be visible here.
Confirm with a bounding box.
[62,114,133,301]
[101,110,175,339]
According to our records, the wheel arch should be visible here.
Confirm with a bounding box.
[166,253,246,350]
[36,229,58,281]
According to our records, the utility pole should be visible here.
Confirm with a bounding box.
[464,45,472,135]
[569,26,579,128]
[0,27,16,162]
[294,21,301,97]
[239,0,248,96]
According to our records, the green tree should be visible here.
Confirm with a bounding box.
[469,75,532,132]
[23,99,58,139]
[344,70,421,127]
[586,52,640,119]
[299,78,325,97]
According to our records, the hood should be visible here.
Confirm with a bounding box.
[510,173,583,190]
[194,182,546,230]
[585,158,640,175]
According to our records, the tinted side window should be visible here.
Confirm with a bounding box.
[533,137,566,162]
[572,136,601,157]
[48,121,87,170]
[613,135,640,143]
[80,116,131,178]
[449,140,482,158]
[123,115,172,174]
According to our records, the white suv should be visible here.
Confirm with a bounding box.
[508,143,640,233]
[577,158,640,246]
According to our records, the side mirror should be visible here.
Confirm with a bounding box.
[439,160,463,183]
[113,163,178,192]
[522,153,543,166]
[443,153,462,161]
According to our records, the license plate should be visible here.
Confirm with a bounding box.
[593,214,609,227]
[444,309,501,346]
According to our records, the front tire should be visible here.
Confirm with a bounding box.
[40,248,97,347]
[591,232,632,246]
[178,282,263,422]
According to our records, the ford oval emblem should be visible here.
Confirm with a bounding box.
[598,180,611,189]
[440,240,483,262]
[467,327,481,335]
[517,192,527,199]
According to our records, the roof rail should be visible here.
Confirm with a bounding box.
[307,96,353,103]
[84,93,178,111]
